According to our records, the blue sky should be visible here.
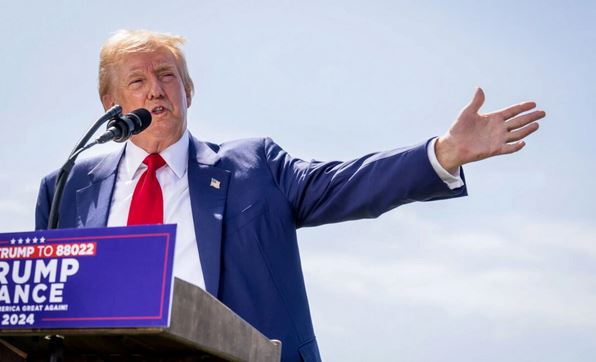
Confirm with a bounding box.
[1,1,595,360]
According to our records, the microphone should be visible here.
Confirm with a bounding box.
[100,104,123,124]
[49,107,151,229]
[96,108,152,144]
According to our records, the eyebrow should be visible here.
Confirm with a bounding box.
[154,64,177,73]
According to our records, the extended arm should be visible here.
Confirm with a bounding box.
[264,138,466,228]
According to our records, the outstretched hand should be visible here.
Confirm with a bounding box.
[435,88,546,174]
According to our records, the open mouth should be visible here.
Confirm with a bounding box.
[152,106,167,115]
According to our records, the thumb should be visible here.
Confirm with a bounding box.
[465,87,485,114]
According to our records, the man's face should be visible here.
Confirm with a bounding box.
[102,48,191,150]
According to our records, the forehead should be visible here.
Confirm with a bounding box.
[115,48,178,74]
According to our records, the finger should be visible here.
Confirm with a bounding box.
[506,110,546,131]
[493,101,537,120]
[506,122,539,143]
[465,87,485,114]
[500,141,526,155]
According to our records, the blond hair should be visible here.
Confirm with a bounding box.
[98,29,195,99]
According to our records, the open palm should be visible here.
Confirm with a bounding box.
[436,88,546,174]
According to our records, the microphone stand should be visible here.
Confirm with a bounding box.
[45,105,121,362]
[47,105,121,230]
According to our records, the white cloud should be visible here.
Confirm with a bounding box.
[0,180,39,231]
[302,211,596,328]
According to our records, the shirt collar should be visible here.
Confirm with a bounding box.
[123,130,189,180]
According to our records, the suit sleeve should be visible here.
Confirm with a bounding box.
[35,175,54,230]
[263,137,467,228]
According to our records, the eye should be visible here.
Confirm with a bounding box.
[128,78,143,86]
[160,72,176,80]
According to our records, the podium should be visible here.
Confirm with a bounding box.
[0,278,282,361]
[0,225,281,361]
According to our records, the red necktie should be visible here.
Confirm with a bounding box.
[127,153,166,225]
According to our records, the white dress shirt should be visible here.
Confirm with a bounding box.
[107,130,205,289]
[427,137,464,189]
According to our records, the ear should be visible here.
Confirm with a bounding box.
[101,94,116,111]
[186,88,192,108]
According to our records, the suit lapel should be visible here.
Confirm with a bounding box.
[75,148,124,228]
[188,136,230,297]
[74,137,229,297]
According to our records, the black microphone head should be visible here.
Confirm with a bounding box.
[129,108,152,135]
[105,104,123,120]
[99,108,152,144]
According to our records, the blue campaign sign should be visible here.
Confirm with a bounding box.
[0,224,176,329]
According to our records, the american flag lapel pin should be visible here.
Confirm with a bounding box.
[210,178,221,189]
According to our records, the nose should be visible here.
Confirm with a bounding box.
[147,75,165,100]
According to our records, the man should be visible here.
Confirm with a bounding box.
[36,30,545,361]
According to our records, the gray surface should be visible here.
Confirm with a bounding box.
[168,278,281,362]
[0,279,281,361]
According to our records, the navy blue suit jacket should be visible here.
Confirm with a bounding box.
[36,135,466,361]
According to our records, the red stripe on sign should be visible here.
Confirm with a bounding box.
[0,242,97,260]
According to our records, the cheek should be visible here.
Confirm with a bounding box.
[166,83,188,106]
[126,87,149,99]
[118,91,147,108]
